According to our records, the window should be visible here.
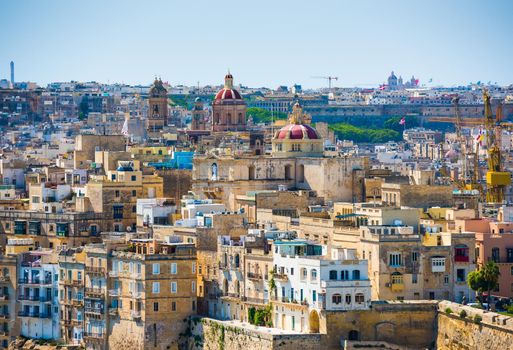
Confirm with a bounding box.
[152,263,160,275]
[332,294,342,304]
[115,190,120,197]
[132,190,136,197]
[511,266,513,276]
[171,302,176,311]
[312,290,317,302]
[352,270,360,280]
[192,263,196,274]
[389,253,402,267]
[412,274,418,284]
[132,206,136,213]
[345,294,352,304]
[391,273,403,285]
[153,302,159,312]
[170,263,177,274]
[192,281,196,293]
[411,251,418,262]
[310,269,317,280]
[113,205,123,219]
[131,175,136,181]
[192,300,196,311]
[491,247,500,263]
[152,282,160,294]
[290,267,294,276]
[340,270,349,280]
[355,293,365,304]
[457,269,465,282]
[444,275,449,285]
[455,245,470,262]
[171,282,177,293]
[329,270,337,280]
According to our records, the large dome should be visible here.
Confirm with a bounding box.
[214,73,242,101]
[276,124,320,140]
[214,88,242,100]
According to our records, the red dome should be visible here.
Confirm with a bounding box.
[215,88,242,100]
[276,124,320,140]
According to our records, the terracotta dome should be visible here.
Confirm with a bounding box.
[214,88,242,100]
[276,124,320,140]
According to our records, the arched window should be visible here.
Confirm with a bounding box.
[352,270,360,280]
[345,294,352,304]
[348,330,359,341]
[332,293,342,304]
[211,163,218,181]
[310,269,317,281]
[355,293,365,304]
[329,270,338,280]
[340,270,349,280]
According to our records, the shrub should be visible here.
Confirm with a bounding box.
[459,310,467,318]
[474,314,482,324]
[445,307,453,314]
[507,305,513,315]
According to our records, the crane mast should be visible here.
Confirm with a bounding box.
[483,89,511,203]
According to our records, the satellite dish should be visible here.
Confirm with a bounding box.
[126,226,132,232]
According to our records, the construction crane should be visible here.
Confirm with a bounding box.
[312,76,339,90]
[483,89,511,203]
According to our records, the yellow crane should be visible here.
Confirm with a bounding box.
[483,89,511,203]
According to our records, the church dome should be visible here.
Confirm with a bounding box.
[214,72,242,101]
[276,124,320,140]
[214,88,242,100]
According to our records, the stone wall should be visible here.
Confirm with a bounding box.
[436,301,513,350]
[189,318,323,350]
[322,301,438,349]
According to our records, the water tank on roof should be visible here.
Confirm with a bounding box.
[393,219,403,226]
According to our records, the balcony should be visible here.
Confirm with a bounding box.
[0,313,9,319]
[247,272,263,281]
[0,295,9,302]
[0,276,10,284]
[18,277,53,285]
[108,271,118,278]
[85,288,105,298]
[130,310,141,320]
[130,291,142,299]
[455,255,470,263]
[272,272,288,281]
[85,266,106,275]
[17,311,50,318]
[60,279,83,287]
[391,283,404,292]
[108,289,120,297]
[72,299,84,307]
[221,292,241,300]
[85,307,104,315]
[18,295,51,302]
[83,332,105,340]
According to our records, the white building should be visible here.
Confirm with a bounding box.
[180,198,225,219]
[17,250,60,340]
[272,240,371,332]
[136,198,177,226]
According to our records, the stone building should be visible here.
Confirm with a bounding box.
[108,239,197,350]
[191,98,208,131]
[58,247,85,345]
[147,78,168,134]
[0,254,18,349]
[212,73,246,132]
[73,134,126,170]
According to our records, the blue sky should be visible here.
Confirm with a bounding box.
[1,0,513,88]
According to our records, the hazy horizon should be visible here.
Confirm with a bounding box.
[2,0,513,88]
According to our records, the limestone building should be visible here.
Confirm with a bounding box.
[212,73,247,132]
[147,78,168,134]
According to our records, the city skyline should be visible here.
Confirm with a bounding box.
[1,0,513,88]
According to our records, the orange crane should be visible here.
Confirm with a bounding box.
[312,76,339,90]
[483,89,511,203]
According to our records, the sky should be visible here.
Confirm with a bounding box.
[1,0,513,89]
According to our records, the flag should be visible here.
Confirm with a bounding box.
[476,133,483,143]
[399,117,406,125]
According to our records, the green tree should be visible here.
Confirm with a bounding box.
[468,261,500,309]
[79,96,89,120]
[247,107,287,124]
[384,115,420,132]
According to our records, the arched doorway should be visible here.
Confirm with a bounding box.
[348,330,360,341]
[309,310,319,333]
